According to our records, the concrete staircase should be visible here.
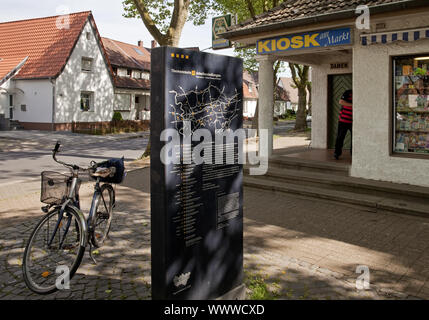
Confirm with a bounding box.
[9,120,24,130]
[244,155,429,218]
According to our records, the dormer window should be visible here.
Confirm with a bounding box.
[81,57,93,72]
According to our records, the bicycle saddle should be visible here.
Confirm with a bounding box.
[91,166,117,178]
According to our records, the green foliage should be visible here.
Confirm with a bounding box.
[279,110,296,120]
[213,0,286,74]
[245,270,279,300]
[213,0,281,23]
[122,0,212,34]
[112,111,123,122]
[122,0,286,74]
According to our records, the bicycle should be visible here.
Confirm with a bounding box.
[22,141,125,295]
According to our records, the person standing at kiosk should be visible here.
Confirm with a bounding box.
[334,89,353,160]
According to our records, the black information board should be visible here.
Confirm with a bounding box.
[151,47,243,300]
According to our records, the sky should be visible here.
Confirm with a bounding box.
[0,0,290,76]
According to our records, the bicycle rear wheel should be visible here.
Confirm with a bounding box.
[91,184,114,248]
[22,207,86,295]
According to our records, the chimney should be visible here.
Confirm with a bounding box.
[138,40,143,47]
[151,40,158,49]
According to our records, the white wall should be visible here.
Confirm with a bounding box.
[0,79,11,117]
[352,13,429,187]
[55,20,114,124]
[13,79,53,123]
[244,99,257,118]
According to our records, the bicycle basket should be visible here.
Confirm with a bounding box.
[41,172,80,205]
[91,157,125,184]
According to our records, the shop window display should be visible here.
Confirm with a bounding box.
[394,55,429,154]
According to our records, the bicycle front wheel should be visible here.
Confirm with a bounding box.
[22,207,86,295]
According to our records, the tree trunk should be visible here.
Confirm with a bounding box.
[295,87,308,131]
[133,0,190,157]
[251,100,259,137]
[307,82,312,116]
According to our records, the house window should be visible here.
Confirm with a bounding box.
[127,69,132,77]
[393,54,429,154]
[9,95,13,107]
[81,57,93,72]
[21,104,27,112]
[80,92,94,112]
[248,85,253,93]
[141,72,150,80]
[135,96,140,104]
[112,67,118,75]
[86,32,91,40]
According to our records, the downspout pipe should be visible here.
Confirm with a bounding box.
[50,78,55,132]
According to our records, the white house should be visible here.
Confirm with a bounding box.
[0,11,115,131]
[101,38,154,121]
[243,70,290,119]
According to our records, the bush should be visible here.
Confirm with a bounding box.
[286,109,296,117]
[112,111,123,121]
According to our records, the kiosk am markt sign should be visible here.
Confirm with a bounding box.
[257,27,352,54]
[212,14,233,50]
[150,47,244,300]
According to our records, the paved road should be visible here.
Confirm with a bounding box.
[274,120,312,134]
[0,131,149,184]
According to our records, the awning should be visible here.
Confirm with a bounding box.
[0,57,28,87]
[0,87,25,94]
[361,27,429,46]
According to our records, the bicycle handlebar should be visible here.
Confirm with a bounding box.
[53,141,61,153]
[52,141,94,172]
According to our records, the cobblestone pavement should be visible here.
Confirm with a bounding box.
[1,167,428,300]
[244,188,429,300]
[0,130,149,150]
[0,168,152,300]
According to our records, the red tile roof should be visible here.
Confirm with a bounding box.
[243,81,257,99]
[101,37,151,71]
[0,57,26,82]
[114,77,150,90]
[223,0,427,38]
[279,77,299,103]
[275,85,290,102]
[0,11,91,79]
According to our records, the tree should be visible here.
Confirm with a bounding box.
[214,1,286,132]
[289,63,310,131]
[123,0,210,46]
[307,81,312,116]
[123,0,211,156]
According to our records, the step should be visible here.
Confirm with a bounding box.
[9,120,24,130]
[244,176,429,218]
[10,125,24,130]
[251,167,429,204]
[268,155,350,176]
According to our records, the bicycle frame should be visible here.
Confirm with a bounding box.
[45,141,112,250]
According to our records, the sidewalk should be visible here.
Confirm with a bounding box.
[1,164,428,300]
[0,130,149,152]
[1,131,428,300]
